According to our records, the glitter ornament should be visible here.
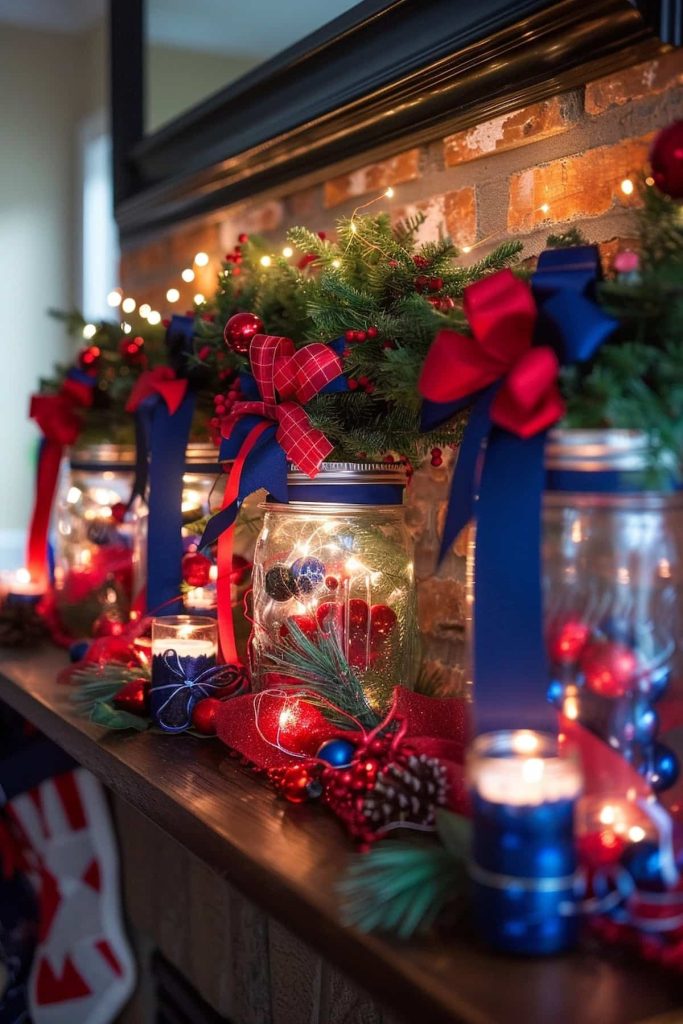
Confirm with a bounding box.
[640,743,679,792]
[291,556,325,595]
[579,640,638,698]
[324,575,339,591]
[182,551,212,588]
[279,763,322,803]
[316,738,356,767]
[265,564,297,602]
[113,678,149,716]
[223,311,264,354]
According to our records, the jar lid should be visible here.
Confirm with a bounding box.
[287,461,407,486]
[545,429,673,473]
[69,443,136,468]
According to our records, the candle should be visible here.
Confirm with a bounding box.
[1,568,46,607]
[151,616,218,731]
[467,730,582,955]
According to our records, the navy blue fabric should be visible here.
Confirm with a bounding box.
[146,391,195,614]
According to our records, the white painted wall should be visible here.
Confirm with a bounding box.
[0,24,84,562]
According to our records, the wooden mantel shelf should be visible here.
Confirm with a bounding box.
[1,647,682,1024]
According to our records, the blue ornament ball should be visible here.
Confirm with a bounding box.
[69,640,90,663]
[620,839,668,892]
[546,679,565,706]
[641,742,680,792]
[316,738,356,768]
[609,697,659,747]
[641,664,671,703]
[291,556,326,595]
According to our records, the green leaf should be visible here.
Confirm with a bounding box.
[90,701,149,732]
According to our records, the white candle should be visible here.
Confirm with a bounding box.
[151,638,216,659]
[470,730,582,806]
[1,568,46,604]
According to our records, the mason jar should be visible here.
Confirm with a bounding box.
[543,430,682,797]
[250,463,419,713]
[53,444,137,637]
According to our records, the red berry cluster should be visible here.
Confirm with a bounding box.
[347,375,375,394]
[430,447,443,468]
[413,255,429,269]
[428,295,456,312]
[415,275,444,293]
[119,335,146,366]
[344,325,379,345]
[224,233,248,275]
[209,377,243,441]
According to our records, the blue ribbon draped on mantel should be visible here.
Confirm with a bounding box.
[419,246,619,734]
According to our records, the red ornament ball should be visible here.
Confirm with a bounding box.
[580,640,639,698]
[650,120,683,199]
[348,598,369,632]
[549,619,591,665]
[237,232,249,244]
[182,551,212,587]
[113,678,149,716]
[111,502,127,524]
[224,311,264,354]
[370,604,397,637]
[191,697,222,735]
[79,345,101,370]
[414,275,430,293]
[577,830,626,869]
[92,613,126,639]
[325,575,339,591]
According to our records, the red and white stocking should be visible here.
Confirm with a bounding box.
[6,767,135,1024]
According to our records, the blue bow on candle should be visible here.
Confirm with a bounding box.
[420,246,618,734]
[152,651,249,733]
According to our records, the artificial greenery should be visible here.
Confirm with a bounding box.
[561,184,683,469]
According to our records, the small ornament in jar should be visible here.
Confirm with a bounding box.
[265,564,298,602]
[579,639,638,698]
[291,556,325,595]
[182,551,212,588]
[223,311,264,354]
[548,619,591,665]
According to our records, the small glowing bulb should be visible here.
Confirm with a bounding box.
[260,255,272,268]
[512,730,540,755]
[279,707,294,729]
[181,268,195,283]
[166,287,180,303]
[16,568,31,585]
[121,297,136,314]
[645,176,655,187]
[282,246,293,258]
[350,222,357,233]
[147,311,161,325]
[139,303,151,318]
[193,293,205,305]
[461,246,472,255]
[194,251,209,266]
[82,323,97,339]
[628,825,646,843]
[107,290,122,307]
[540,202,550,215]
[621,178,634,196]
[121,322,132,334]
[599,805,617,826]
[384,186,394,198]
[66,486,81,504]
[521,758,544,784]
[209,564,218,582]
[331,258,341,268]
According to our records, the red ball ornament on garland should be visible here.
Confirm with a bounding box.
[580,640,639,698]
[182,551,212,588]
[549,619,591,665]
[191,697,222,735]
[224,311,264,354]
[111,502,127,524]
[78,345,101,370]
[113,678,149,716]
[650,120,683,199]
[279,763,322,803]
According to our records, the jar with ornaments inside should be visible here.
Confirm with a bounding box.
[543,430,683,878]
[251,463,419,713]
[54,444,138,638]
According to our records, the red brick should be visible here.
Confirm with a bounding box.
[444,97,575,166]
[585,50,683,115]
[323,149,420,208]
[507,135,652,233]
[393,188,476,249]
[417,578,467,638]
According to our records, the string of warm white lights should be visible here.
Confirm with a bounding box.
[81,174,641,339]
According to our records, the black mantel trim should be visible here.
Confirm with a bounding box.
[112,0,682,243]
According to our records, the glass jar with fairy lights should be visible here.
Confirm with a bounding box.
[251,463,419,713]
[54,444,138,637]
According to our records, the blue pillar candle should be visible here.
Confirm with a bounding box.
[1,569,45,608]
[467,730,582,955]
[151,615,218,731]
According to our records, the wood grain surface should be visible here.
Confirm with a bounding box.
[1,646,682,1024]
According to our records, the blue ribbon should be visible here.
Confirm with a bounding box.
[199,337,348,551]
[151,651,249,732]
[423,246,618,733]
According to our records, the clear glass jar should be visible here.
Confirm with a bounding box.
[251,463,419,713]
[54,444,137,636]
[543,430,682,797]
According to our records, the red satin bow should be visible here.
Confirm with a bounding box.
[125,366,188,415]
[224,334,343,477]
[419,269,565,438]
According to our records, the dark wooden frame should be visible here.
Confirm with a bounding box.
[112,0,682,242]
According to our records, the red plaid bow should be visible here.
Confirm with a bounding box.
[225,334,343,477]
[125,366,188,415]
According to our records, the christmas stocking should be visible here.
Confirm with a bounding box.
[1,733,135,1024]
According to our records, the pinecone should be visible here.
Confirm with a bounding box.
[363,752,449,831]
[0,606,49,648]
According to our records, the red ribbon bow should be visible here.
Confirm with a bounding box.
[225,334,343,477]
[419,269,564,438]
[125,366,188,415]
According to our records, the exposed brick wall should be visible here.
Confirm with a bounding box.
[120,49,683,693]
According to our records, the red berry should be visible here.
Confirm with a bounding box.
[358,376,370,387]
[348,378,358,390]
[111,502,127,524]
[325,576,339,591]
[414,275,430,292]
[388,259,399,268]
[413,255,429,269]
[431,455,443,467]
[428,277,444,292]
[238,232,248,243]
[192,697,222,735]
[580,640,639,698]
[232,267,241,276]
[367,326,378,338]
[280,764,317,803]
[345,329,356,342]
[431,447,442,456]
[356,331,367,343]
[317,231,327,240]
[182,551,212,587]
